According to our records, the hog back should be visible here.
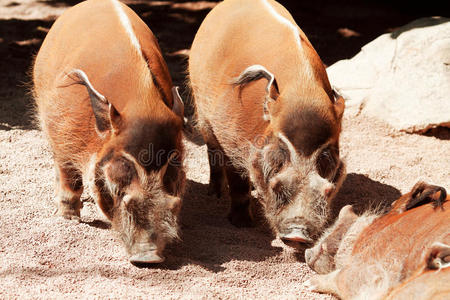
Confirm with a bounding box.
[189,0,334,156]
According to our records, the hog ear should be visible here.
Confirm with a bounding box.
[407,182,447,211]
[332,89,345,120]
[67,69,121,136]
[426,242,450,270]
[232,64,280,122]
[171,86,185,123]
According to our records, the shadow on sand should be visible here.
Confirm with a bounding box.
[161,179,280,272]
[143,173,402,270]
[331,173,402,219]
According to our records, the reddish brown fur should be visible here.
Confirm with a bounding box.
[188,0,345,243]
[306,183,450,299]
[33,0,185,264]
[352,187,449,279]
[385,267,450,299]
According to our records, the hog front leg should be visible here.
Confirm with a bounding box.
[54,163,83,220]
[225,164,256,228]
[207,140,228,199]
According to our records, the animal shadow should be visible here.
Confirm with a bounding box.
[161,179,282,272]
[331,173,402,219]
[81,219,111,230]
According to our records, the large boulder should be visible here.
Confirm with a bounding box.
[327,17,450,133]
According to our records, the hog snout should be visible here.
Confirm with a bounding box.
[129,242,165,265]
[113,193,181,266]
[305,247,314,264]
[279,225,314,248]
[305,245,335,274]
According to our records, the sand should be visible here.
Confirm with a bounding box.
[0,0,448,298]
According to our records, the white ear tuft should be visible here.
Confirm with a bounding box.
[428,242,450,270]
[67,69,107,103]
[171,86,185,121]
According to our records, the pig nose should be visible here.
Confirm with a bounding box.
[279,227,314,248]
[129,242,165,265]
[130,249,164,265]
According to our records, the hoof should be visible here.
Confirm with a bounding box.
[57,199,82,222]
[62,214,81,222]
[57,208,81,222]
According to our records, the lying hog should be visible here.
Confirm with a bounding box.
[33,0,185,264]
[384,254,450,300]
[189,0,346,247]
[305,182,450,299]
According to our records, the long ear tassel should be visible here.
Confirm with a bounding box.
[67,69,108,104]
[171,86,185,123]
[232,64,279,122]
[158,151,177,184]
[263,95,272,121]
[427,242,450,270]
[65,69,113,135]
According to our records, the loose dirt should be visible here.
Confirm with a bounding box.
[1,1,448,298]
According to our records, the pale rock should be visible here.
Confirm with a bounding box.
[327,17,450,133]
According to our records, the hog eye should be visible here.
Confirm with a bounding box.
[317,147,337,178]
[272,159,283,175]
[264,147,288,181]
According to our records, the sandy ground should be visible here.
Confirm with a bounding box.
[1,0,449,299]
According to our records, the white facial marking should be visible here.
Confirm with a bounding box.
[277,132,299,165]
[105,178,119,196]
[111,0,141,53]
[123,194,132,205]
[309,171,334,198]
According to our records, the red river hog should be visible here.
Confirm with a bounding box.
[33,0,185,264]
[189,0,346,246]
[305,182,450,299]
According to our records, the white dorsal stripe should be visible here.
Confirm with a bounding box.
[261,0,301,48]
[260,0,313,79]
[111,0,141,53]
